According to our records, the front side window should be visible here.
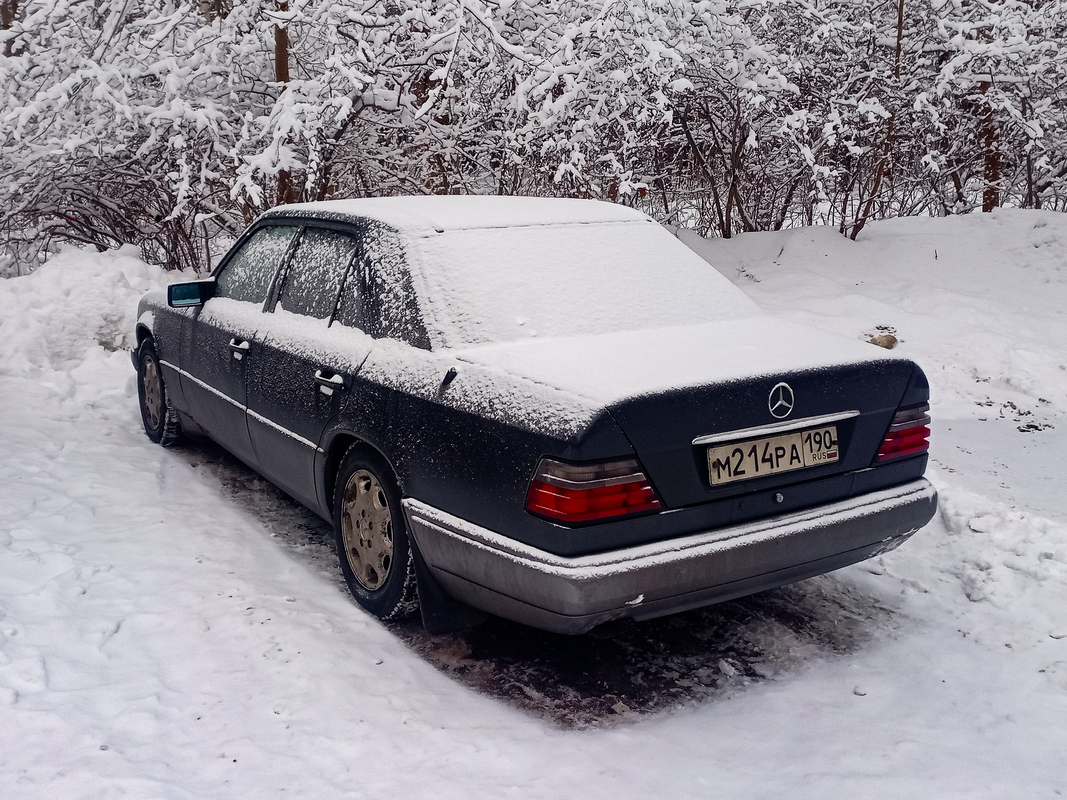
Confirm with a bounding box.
[275,227,359,320]
[215,225,299,304]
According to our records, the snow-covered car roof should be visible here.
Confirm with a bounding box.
[257,196,764,349]
[262,195,651,235]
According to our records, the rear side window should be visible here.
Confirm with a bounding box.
[336,222,430,348]
[276,227,360,320]
[215,225,298,304]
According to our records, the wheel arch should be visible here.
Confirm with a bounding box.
[321,431,404,512]
[134,323,153,353]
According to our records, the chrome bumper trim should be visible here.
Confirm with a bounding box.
[403,479,937,634]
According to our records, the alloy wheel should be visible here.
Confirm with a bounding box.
[341,469,394,591]
[141,356,162,430]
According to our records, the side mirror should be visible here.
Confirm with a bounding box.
[168,279,216,308]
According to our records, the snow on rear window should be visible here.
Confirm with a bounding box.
[337,222,430,348]
[408,221,759,348]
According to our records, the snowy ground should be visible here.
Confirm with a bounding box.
[2,210,1066,798]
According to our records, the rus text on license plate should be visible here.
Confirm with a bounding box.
[707,426,839,486]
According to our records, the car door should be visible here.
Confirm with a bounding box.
[246,225,371,509]
[179,224,299,466]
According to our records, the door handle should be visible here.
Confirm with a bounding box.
[228,338,250,360]
[314,369,345,396]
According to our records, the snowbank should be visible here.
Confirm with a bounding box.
[1,213,1066,798]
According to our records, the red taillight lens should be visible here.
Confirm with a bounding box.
[877,403,931,462]
[525,457,662,525]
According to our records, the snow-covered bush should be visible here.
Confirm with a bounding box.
[1,0,1065,275]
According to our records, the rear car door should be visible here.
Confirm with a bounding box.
[246,225,370,509]
[179,224,299,466]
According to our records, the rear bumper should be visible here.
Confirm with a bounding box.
[403,479,937,635]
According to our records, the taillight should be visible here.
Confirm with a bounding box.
[525,457,662,525]
[877,403,931,462]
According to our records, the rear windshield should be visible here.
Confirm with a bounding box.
[408,221,759,348]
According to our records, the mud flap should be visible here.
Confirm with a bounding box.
[409,535,488,634]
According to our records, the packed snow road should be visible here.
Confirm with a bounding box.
[2,210,1066,797]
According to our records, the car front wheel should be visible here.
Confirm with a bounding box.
[137,340,181,447]
[333,447,419,621]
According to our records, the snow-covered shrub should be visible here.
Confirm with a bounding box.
[1,0,1065,275]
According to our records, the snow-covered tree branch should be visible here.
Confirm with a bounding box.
[1,0,1065,274]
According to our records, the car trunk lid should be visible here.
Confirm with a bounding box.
[452,317,914,508]
[607,360,913,507]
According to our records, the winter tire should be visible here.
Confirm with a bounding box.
[333,447,419,620]
[137,340,181,447]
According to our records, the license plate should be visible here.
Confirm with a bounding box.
[707,425,839,486]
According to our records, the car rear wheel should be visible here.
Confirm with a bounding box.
[137,340,181,447]
[333,447,418,620]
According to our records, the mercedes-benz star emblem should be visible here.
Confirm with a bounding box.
[768,382,795,419]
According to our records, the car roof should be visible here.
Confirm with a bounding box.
[259,195,652,235]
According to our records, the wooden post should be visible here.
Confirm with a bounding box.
[274,1,296,205]
[980,78,1000,212]
[978,0,1001,213]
